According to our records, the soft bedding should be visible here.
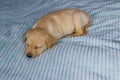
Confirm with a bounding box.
[0,0,120,80]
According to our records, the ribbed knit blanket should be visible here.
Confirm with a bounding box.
[0,0,120,80]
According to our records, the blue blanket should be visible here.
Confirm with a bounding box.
[0,0,120,80]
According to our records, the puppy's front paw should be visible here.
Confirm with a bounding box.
[69,30,87,37]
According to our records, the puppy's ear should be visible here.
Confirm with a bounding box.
[45,34,57,49]
[23,36,27,42]
[23,30,30,42]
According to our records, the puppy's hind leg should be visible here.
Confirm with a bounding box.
[69,11,88,37]
[69,28,87,37]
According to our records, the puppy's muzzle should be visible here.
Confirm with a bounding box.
[26,53,32,58]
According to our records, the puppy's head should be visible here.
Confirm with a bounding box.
[24,28,56,58]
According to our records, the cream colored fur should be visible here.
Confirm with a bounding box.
[24,9,92,58]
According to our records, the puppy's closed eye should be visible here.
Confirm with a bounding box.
[34,46,43,49]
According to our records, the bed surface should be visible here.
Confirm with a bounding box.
[0,0,120,80]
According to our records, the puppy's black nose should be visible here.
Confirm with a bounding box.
[27,54,32,58]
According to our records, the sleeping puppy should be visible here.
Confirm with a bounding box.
[24,9,92,58]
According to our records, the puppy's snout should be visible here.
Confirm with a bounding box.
[26,53,32,58]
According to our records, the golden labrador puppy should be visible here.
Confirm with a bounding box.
[24,9,92,58]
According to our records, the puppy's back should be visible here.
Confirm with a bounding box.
[33,9,91,38]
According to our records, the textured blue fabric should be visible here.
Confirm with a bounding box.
[0,0,120,80]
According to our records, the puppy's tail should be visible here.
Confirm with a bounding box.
[83,15,92,35]
[84,15,92,30]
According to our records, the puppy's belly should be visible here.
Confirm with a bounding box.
[51,15,74,38]
[46,22,74,39]
[60,25,74,35]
